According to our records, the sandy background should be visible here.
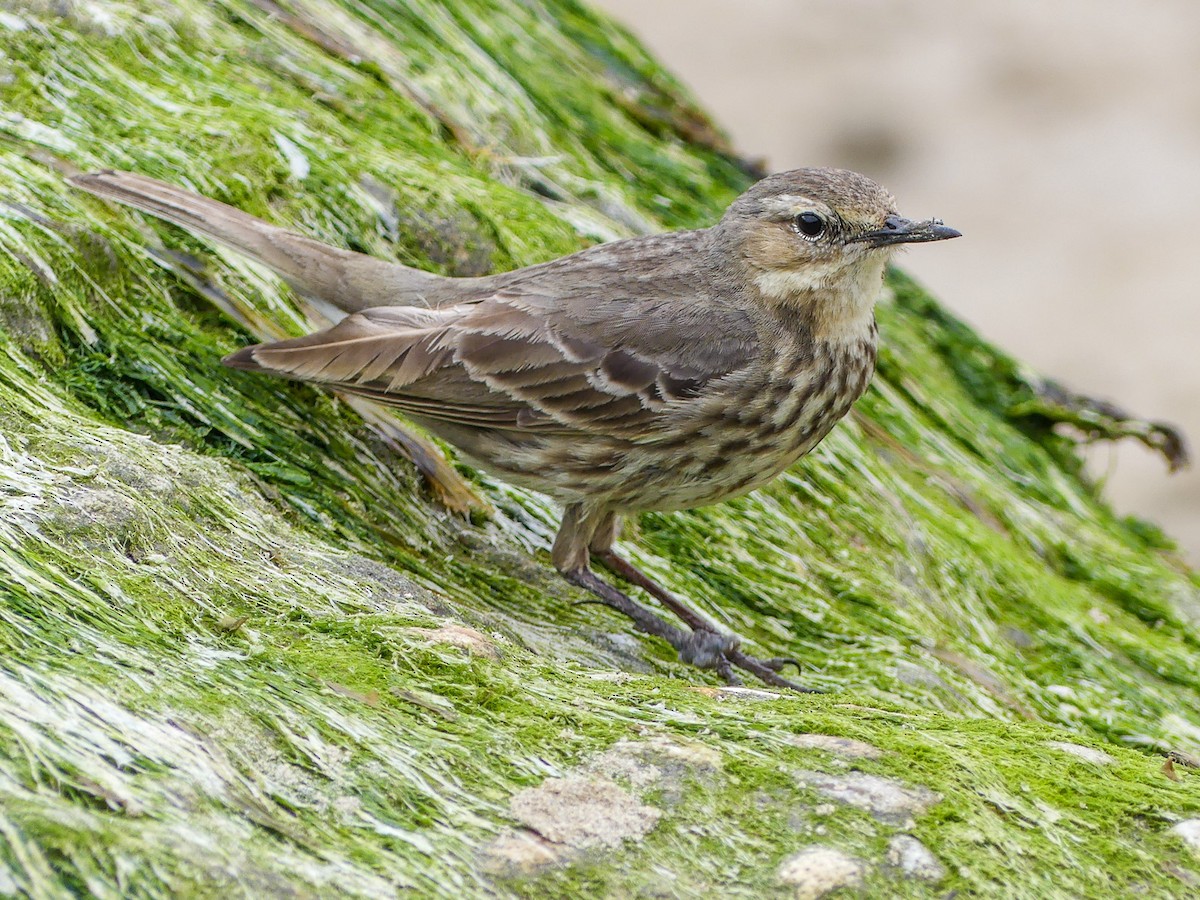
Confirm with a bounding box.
[594,0,1200,560]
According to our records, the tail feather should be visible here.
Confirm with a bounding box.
[221,306,455,388]
[68,170,447,314]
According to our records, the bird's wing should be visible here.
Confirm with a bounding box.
[224,290,758,439]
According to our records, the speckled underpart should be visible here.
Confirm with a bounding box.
[477,329,878,514]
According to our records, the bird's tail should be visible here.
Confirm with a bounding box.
[68,170,444,314]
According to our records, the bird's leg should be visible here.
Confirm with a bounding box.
[555,505,738,677]
[591,544,716,633]
[549,508,720,672]
[561,568,739,677]
[555,507,818,692]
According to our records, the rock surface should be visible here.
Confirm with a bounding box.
[886,834,947,882]
[1046,741,1117,766]
[778,846,865,899]
[786,734,885,760]
[1171,820,1200,857]
[510,777,661,850]
[796,770,940,826]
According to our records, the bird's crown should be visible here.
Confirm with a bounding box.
[731,167,898,223]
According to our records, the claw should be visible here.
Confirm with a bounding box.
[760,657,803,673]
[727,649,824,693]
[715,656,744,686]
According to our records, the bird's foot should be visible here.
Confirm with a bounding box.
[564,567,821,693]
[724,649,815,691]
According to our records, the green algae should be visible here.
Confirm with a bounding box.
[1,0,1200,896]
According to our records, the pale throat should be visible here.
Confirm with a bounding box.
[753,251,889,342]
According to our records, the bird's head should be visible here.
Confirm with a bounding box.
[717,168,959,332]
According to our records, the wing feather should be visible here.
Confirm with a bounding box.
[225,291,757,439]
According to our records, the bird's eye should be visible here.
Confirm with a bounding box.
[794,212,825,239]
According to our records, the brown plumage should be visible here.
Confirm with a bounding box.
[69,167,959,689]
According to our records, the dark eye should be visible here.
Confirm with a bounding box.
[794,212,825,238]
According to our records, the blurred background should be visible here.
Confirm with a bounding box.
[595,0,1200,561]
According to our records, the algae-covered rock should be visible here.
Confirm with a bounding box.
[1,1,1199,897]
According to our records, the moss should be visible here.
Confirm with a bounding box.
[1,0,1200,896]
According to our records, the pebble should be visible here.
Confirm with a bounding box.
[778,846,865,899]
[886,834,946,882]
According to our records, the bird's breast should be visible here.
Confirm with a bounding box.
[620,329,878,511]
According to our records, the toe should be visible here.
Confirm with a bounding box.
[678,629,737,669]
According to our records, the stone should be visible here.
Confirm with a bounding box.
[508,776,660,850]
[778,846,865,899]
[713,686,783,702]
[886,834,946,882]
[796,770,939,826]
[1170,819,1200,856]
[482,775,661,876]
[403,624,501,658]
[586,736,722,793]
[786,734,884,760]
[480,830,562,876]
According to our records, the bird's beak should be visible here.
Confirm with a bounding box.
[857,215,962,247]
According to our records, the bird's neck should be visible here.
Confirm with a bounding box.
[751,253,887,344]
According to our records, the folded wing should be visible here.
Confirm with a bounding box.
[225,290,757,439]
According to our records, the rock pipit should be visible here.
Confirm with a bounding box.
[70,167,959,689]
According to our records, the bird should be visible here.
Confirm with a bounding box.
[69,167,959,690]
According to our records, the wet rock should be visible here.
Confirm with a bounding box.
[895,661,962,699]
[403,624,501,659]
[509,775,660,849]
[796,770,939,826]
[45,486,141,536]
[587,736,721,790]
[481,830,562,876]
[1002,626,1036,648]
[359,174,498,277]
[483,740,712,876]
[886,834,946,882]
[711,686,783,702]
[483,775,661,874]
[786,734,884,760]
[0,290,55,355]
[317,553,448,615]
[777,845,865,899]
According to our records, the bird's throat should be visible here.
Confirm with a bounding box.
[753,253,886,343]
